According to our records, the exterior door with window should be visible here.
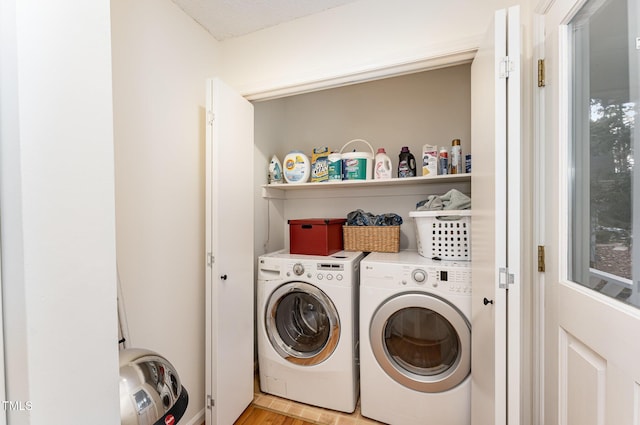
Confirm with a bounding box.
[540,0,640,423]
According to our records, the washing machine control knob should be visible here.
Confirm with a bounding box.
[412,269,427,284]
[292,263,304,276]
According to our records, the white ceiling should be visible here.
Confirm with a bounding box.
[171,0,361,41]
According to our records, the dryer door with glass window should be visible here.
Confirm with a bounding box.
[370,292,470,392]
[265,282,340,366]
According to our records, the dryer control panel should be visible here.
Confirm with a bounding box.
[362,261,471,296]
[428,267,472,294]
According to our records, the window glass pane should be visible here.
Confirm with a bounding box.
[570,0,639,307]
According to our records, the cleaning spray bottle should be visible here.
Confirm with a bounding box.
[374,148,392,179]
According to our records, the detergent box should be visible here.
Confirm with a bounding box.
[422,144,438,177]
[311,146,330,182]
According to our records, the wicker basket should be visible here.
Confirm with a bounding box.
[343,225,400,253]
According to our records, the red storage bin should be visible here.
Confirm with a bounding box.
[289,218,347,256]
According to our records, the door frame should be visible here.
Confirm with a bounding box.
[533,1,582,422]
[242,51,478,102]
[532,6,547,425]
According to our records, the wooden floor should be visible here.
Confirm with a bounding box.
[234,405,316,425]
[199,375,384,425]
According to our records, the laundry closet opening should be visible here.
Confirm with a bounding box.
[253,63,473,254]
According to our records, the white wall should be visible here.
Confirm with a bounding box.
[0,0,119,424]
[220,0,511,98]
[110,0,223,422]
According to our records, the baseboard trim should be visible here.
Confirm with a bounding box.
[182,408,205,425]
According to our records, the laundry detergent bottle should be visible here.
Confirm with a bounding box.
[398,146,416,178]
[374,148,392,179]
[283,151,311,184]
[268,154,283,184]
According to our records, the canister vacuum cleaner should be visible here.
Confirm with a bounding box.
[117,271,189,425]
[119,348,189,425]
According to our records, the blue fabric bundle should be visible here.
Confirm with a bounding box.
[346,209,403,226]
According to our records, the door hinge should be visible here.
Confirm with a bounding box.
[499,267,515,289]
[206,394,214,409]
[499,56,513,79]
[207,252,215,267]
[537,59,546,87]
[207,111,215,125]
[537,245,546,272]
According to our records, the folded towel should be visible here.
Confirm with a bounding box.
[416,189,471,211]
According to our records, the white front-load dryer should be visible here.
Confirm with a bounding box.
[360,251,471,425]
[257,250,364,413]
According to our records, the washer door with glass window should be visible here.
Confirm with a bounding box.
[265,282,340,366]
[370,292,470,392]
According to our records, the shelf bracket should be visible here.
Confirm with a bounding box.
[261,186,286,199]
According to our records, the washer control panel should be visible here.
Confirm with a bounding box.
[292,263,305,276]
[283,261,352,283]
[286,262,313,279]
[258,251,363,285]
[315,262,347,281]
[399,266,471,294]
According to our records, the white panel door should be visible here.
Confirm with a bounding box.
[540,0,640,423]
[471,6,521,425]
[205,78,254,425]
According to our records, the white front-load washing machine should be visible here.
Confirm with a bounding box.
[360,251,471,425]
[257,250,364,413]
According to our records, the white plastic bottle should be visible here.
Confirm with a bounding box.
[374,148,392,180]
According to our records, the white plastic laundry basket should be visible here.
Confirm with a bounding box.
[409,210,472,260]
